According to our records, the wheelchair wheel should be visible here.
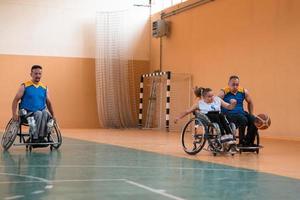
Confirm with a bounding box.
[181,117,207,155]
[230,123,237,139]
[238,129,261,154]
[49,121,62,149]
[1,119,19,151]
[255,132,260,154]
[207,123,222,154]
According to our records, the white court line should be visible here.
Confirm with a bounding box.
[0,165,255,172]
[125,180,186,200]
[0,179,127,184]
[0,172,52,200]
[0,181,45,184]
[0,178,186,200]
[4,195,24,200]
[0,177,186,200]
[0,173,51,184]
[51,178,127,183]
[45,185,53,189]
[31,190,44,194]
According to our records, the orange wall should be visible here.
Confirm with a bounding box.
[0,54,149,129]
[0,54,100,128]
[151,0,300,139]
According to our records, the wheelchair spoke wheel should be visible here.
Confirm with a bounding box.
[1,119,19,150]
[230,123,237,140]
[49,121,62,149]
[207,123,223,153]
[181,118,207,155]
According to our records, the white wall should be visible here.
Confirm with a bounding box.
[0,0,150,60]
[151,0,187,13]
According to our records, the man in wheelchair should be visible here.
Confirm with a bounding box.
[175,87,237,145]
[218,75,258,148]
[11,65,55,144]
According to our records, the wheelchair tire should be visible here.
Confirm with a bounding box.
[230,123,237,140]
[207,123,223,154]
[50,121,62,149]
[1,119,19,151]
[181,117,207,155]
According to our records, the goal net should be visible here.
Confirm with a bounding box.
[138,72,192,132]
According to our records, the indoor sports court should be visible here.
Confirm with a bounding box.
[0,0,300,200]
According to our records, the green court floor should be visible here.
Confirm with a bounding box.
[0,137,299,200]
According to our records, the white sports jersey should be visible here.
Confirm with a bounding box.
[198,96,222,114]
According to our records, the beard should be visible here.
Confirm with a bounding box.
[34,77,41,82]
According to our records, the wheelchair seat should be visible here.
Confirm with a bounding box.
[229,123,262,154]
[19,110,34,126]
[1,114,62,152]
[181,112,238,156]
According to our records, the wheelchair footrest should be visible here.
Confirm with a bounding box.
[238,145,263,150]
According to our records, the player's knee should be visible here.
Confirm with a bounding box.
[34,111,42,117]
[41,110,49,116]
[238,115,248,126]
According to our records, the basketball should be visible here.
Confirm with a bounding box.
[1,1,299,199]
[254,113,271,130]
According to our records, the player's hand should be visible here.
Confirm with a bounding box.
[174,117,179,124]
[52,116,56,122]
[230,99,237,105]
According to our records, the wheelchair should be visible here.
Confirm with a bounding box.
[235,127,262,154]
[181,112,238,156]
[1,111,62,152]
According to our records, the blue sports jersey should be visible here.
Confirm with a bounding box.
[20,81,47,112]
[221,87,245,114]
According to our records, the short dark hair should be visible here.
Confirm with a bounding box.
[229,75,239,81]
[31,65,42,71]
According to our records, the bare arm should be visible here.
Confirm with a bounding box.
[244,89,254,115]
[220,98,237,110]
[218,90,237,110]
[174,103,198,123]
[46,89,55,119]
[12,85,25,121]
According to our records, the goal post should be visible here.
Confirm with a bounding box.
[138,71,192,132]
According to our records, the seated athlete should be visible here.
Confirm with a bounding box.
[175,87,237,144]
[11,65,55,142]
[218,75,257,147]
